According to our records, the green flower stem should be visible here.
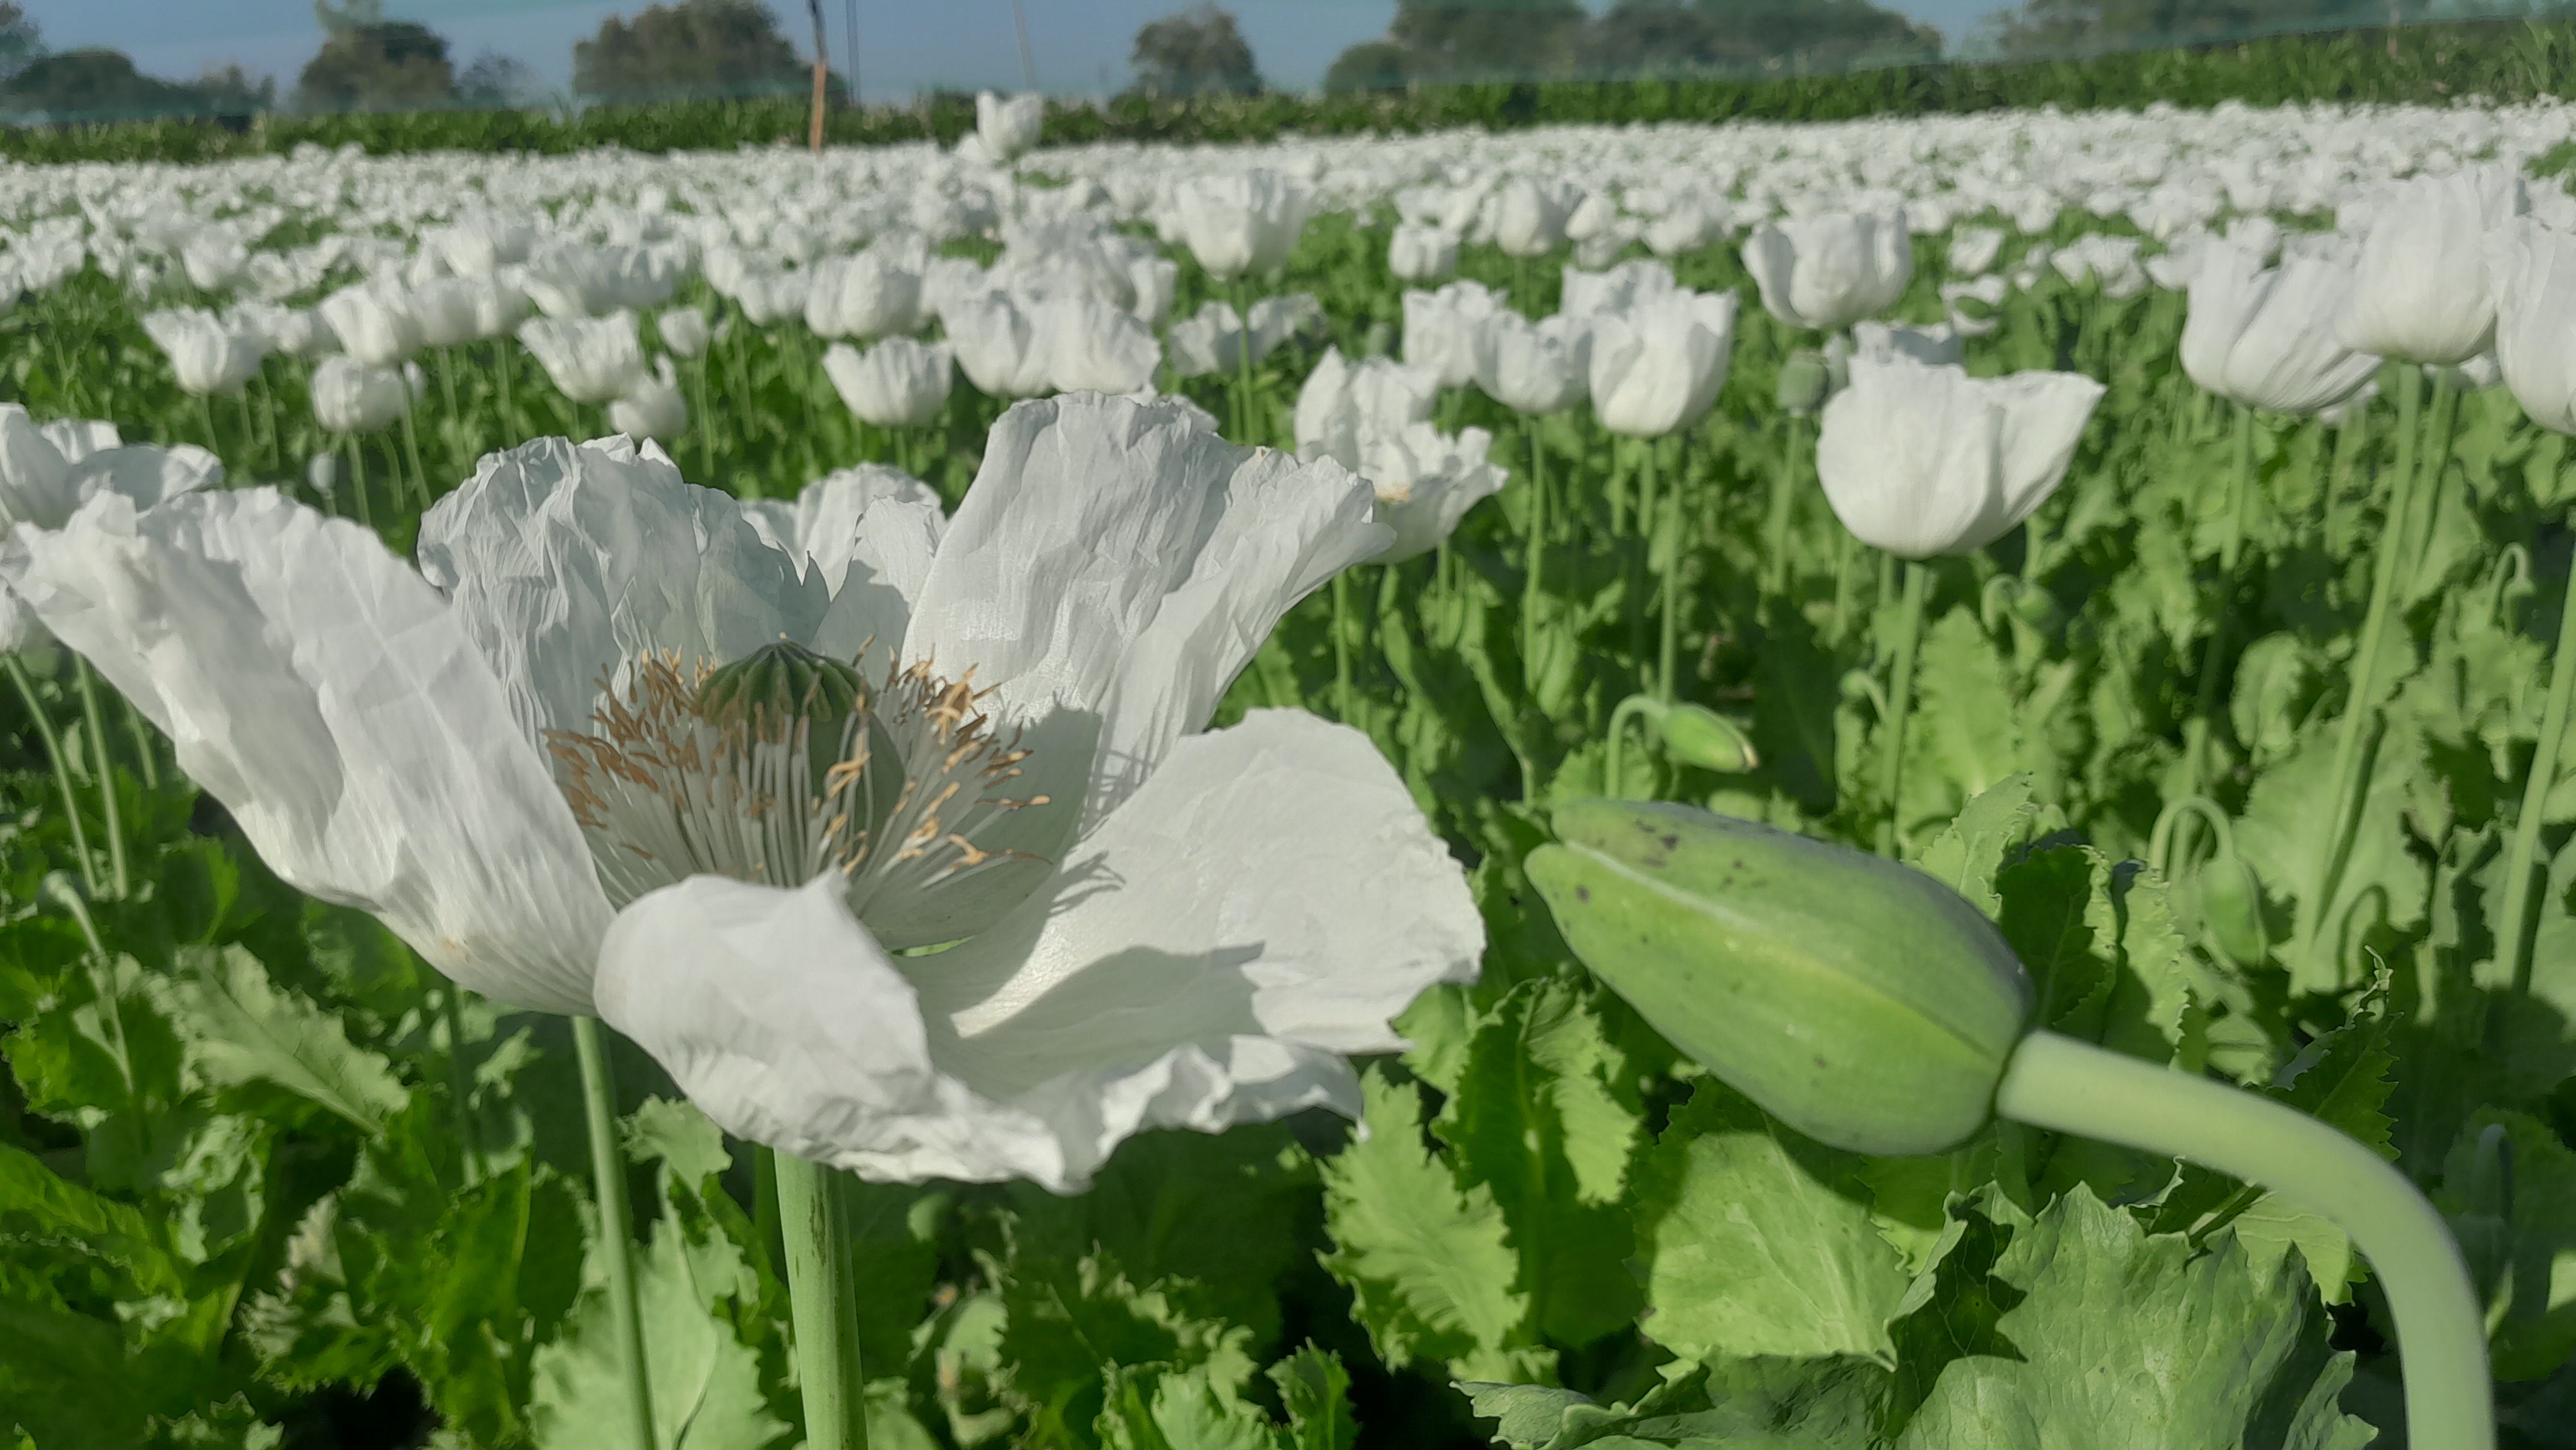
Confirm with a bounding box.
[2411,373,2462,584]
[571,1015,657,1450]
[1995,1029,2493,1450]
[343,434,374,532]
[1657,452,1685,704]
[74,658,127,901]
[774,1153,873,1450]
[2500,517,2576,998]
[1875,559,1930,858]
[1766,414,1807,597]
[437,347,465,465]
[6,654,100,899]
[693,354,717,483]
[119,697,158,793]
[399,408,434,512]
[1631,438,1661,680]
[2179,404,2260,851]
[498,340,527,446]
[1521,416,1549,695]
[1831,529,1858,643]
[1605,693,1658,799]
[196,392,220,458]
[2323,404,2369,542]
[2301,381,2430,989]
[2388,364,2422,550]
[1233,277,1260,446]
[1332,571,1356,723]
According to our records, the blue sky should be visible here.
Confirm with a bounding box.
[20,0,2005,102]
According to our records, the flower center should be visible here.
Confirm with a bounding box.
[545,641,1052,924]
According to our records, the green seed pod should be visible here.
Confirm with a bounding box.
[1528,799,2034,1156]
[2190,854,2270,970]
[2009,582,2063,633]
[698,640,865,728]
[1777,351,1832,416]
[1654,702,1758,774]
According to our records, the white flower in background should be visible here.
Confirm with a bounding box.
[0,407,219,654]
[1559,259,1674,319]
[1166,297,1320,380]
[1816,353,2105,559]
[311,356,417,433]
[741,464,944,590]
[2223,215,2283,264]
[734,270,813,327]
[521,244,626,319]
[272,307,343,360]
[804,252,924,341]
[1851,320,1962,369]
[1742,209,1914,332]
[1294,347,1440,469]
[1494,176,1580,258]
[1388,222,1458,283]
[2053,234,2149,299]
[321,282,425,366]
[142,309,268,397]
[2181,241,2381,414]
[180,231,251,292]
[1644,201,1724,259]
[518,311,650,405]
[1127,256,1179,327]
[1174,170,1316,280]
[609,356,689,440]
[824,337,955,428]
[1476,311,1590,416]
[434,216,537,277]
[944,293,1055,400]
[976,91,1046,164]
[1943,275,2009,338]
[1947,226,2007,276]
[2488,219,2576,434]
[2339,165,2525,367]
[0,398,1482,1191]
[410,275,527,347]
[1356,422,1509,563]
[1041,295,1162,395]
[1402,280,1507,390]
[1588,290,1738,438]
[657,305,712,359]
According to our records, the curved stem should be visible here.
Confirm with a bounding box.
[1996,1029,2493,1450]
[775,1153,873,1450]
[75,658,127,902]
[1606,694,1660,800]
[2302,372,2428,988]
[6,654,99,899]
[2500,522,2576,998]
[571,1015,657,1450]
[1875,560,1929,858]
[2146,793,2236,881]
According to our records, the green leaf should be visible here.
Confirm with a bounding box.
[1893,1187,2373,1450]
[1902,607,2022,837]
[2234,717,2431,996]
[1912,774,2039,920]
[2437,1109,2576,1381]
[149,945,408,1134]
[0,1139,183,1297]
[1631,1083,1909,1367]
[0,1300,145,1449]
[1318,1068,1534,1379]
[1267,1345,1357,1450]
[1097,1363,1284,1450]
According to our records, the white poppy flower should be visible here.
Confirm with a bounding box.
[0,397,1479,1192]
[1816,353,2104,560]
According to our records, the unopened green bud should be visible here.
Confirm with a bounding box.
[2009,582,2063,632]
[1654,702,1758,774]
[1529,800,2032,1156]
[2189,855,2269,969]
[698,640,864,726]
[1777,351,1831,416]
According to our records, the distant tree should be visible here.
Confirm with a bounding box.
[0,1,41,83]
[1386,0,1589,81]
[297,22,455,112]
[1131,4,1263,95]
[458,49,546,108]
[1977,0,2417,57]
[1588,0,1941,76]
[574,0,811,102]
[0,48,191,119]
[1322,39,1410,92]
[187,61,277,116]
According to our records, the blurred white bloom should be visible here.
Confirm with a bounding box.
[1357,423,1508,564]
[805,252,924,341]
[1942,276,2009,338]
[1476,311,1590,416]
[2489,219,2576,433]
[1948,227,2007,276]
[824,337,955,428]
[311,356,416,432]
[1042,295,1162,395]
[1560,259,1674,319]
[945,293,1055,399]
[1294,347,1440,469]
[1587,290,1738,438]
[1389,222,1459,283]
[1742,210,1913,332]
[1494,176,1579,258]
[434,217,536,277]
[1851,320,1962,368]
[1127,256,1179,328]
[180,231,251,292]
[2181,241,2380,414]
[1816,354,2104,560]
[1402,280,1506,390]
[976,91,1046,164]
[1,405,220,532]
[321,282,424,366]
[658,305,712,359]
[1174,170,1315,280]
[142,309,268,397]
[734,270,812,328]
[518,311,649,405]
[1166,296,1318,380]
[2339,165,2524,367]
[610,356,689,440]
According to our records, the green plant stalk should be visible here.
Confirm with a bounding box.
[2410,373,2462,584]
[1657,467,1685,704]
[1875,559,1930,858]
[119,697,158,792]
[498,340,527,447]
[1996,1029,2493,1450]
[196,391,220,458]
[6,654,100,899]
[343,434,374,532]
[1766,414,1806,596]
[2301,381,2429,988]
[436,346,465,467]
[398,408,434,512]
[571,1015,657,1450]
[1521,417,1549,695]
[443,983,481,1187]
[693,354,717,483]
[2323,403,2368,542]
[1234,277,1260,447]
[2499,520,2576,998]
[1631,438,1661,679]
[1604,693,1657,799]
[774,1153,872,1450]
[75,658,128,901]
[2182,405,2260,829]
[1332,571,1356,723]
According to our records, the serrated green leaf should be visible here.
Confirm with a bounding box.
[1912,774,2037,920]
[1268,1345,1357,1450]
[1097,1362,1284,1450]
[0,1139,182,1297]
[150,945,407,1134]
[2438,1109,2576,1381]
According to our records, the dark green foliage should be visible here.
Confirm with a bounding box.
[573,0,810,105]
[1131,4,1264,97]
[294,23,455,115]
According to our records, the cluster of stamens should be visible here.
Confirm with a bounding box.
[545,644,1053,920]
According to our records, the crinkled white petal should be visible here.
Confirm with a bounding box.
[1,489,608,1014]
[415,435,826,745]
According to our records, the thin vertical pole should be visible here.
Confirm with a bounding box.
[1009,0,1037,90]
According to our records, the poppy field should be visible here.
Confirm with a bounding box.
[4,93,2576,1449]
